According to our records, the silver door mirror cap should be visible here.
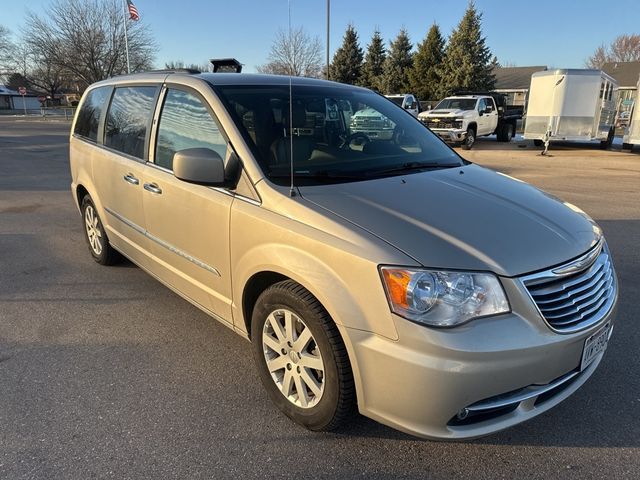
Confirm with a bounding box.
[173,148,227,187]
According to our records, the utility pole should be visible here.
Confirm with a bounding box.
[326,0,330,80]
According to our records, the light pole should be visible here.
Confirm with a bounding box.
[326,0,330,80]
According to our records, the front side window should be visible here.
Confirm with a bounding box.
[214,84,462,186]
[155,89,227,170]
[74,86,110,142]
[104,86,157,159]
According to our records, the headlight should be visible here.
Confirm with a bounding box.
[380,267,510,327]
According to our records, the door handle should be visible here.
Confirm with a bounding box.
[143,182,162,194]
[123,173,139,185]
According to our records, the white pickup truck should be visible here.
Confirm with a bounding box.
[418,93,520,149]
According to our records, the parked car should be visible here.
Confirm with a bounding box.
[385,93,421,117]
[524,69,618,151]
[418,92,521,149]
[70,70,618,440]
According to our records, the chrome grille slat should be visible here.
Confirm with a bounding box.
[543,277,612,320]
[527,261,606,297]
[532,266,608,306]
[533,271,611,312]
[522,244,616,333]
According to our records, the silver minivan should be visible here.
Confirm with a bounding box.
[70,71,617,440]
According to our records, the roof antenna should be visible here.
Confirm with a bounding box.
[288,0,296,197]
[289,75,296,197]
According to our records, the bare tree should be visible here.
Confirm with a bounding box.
[0,25,16,79]
[586,34,640,68]
[257,27,323,77]
[23,0,157,91]
[165,60,211,72]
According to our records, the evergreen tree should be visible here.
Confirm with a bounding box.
[408,23,445,101]
[437,1,495,96]
[330,24,363,85]
[382,29,413,94]
[360,29,386,91]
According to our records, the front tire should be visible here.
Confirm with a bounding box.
[622,142,633,151]
[534,139,544,147]
[461,128,475,150]
[81,195,121,266]
[251,280,355,431]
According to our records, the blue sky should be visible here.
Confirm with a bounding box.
[2,0,639,72]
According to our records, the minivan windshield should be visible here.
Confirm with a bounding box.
[433,98,477,111]
[213,84,463,186]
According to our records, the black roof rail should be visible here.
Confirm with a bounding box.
[210,58,243,73]
[145,68,201,74]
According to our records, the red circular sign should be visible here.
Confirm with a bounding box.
[18,86,27,95]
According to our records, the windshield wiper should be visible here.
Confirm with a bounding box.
[268,170,369,180]
[366,161,461,176]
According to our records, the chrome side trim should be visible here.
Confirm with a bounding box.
[105,207,221,277]
[466,370,580,412]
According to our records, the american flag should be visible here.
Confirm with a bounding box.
[126,0,140,21]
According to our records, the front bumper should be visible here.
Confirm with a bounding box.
[343,276,617,440]
[429,128,467,143]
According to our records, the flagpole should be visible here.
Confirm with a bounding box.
[122,0,131,74]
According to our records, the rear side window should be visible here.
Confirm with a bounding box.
[74,87,110,142]
[105,86,157,159]
[155,89,227,170]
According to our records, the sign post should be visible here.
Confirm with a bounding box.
[18,86,27,115]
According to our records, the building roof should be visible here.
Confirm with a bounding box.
[493,66,547,90]
[0,84,18,95]
[601,61,640,88]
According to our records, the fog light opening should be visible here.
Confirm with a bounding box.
[456,408,470,420]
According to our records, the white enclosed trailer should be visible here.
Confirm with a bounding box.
[622,74,639,152]
[524,69,618,151]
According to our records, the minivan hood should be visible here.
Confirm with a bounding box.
[299,164,601,277]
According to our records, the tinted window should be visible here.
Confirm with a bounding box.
[155,89,227,170]
[105,86,157,159]
[74,87,110,142]
[214,84,462,186]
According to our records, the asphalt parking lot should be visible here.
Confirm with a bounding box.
[1,117,639,479]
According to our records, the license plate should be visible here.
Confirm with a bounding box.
[580,323,611,371]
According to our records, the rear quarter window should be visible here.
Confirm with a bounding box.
[104,86,158,159]
[74,87,111,142]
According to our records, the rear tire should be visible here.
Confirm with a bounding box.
[80,195,122,266]
[251,280,355,432]
[533,139,544,147]
[461,128,475,150]
[622,142,633,151]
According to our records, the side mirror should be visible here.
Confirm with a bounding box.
[485,105,494,113]
[173,148,227,187]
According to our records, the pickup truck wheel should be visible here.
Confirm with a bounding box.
[504,123,514,142]
[461,128,475,150]
[622,143,633,151]
[533,139,544,147]
[251,280,355,431]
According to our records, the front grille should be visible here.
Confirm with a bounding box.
[522,243,616,333]
[421,118,462,129]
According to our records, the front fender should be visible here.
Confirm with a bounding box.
[230,199,409,341]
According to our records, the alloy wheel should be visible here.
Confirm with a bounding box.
[84,204,103,256]
[262,308,325,409]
